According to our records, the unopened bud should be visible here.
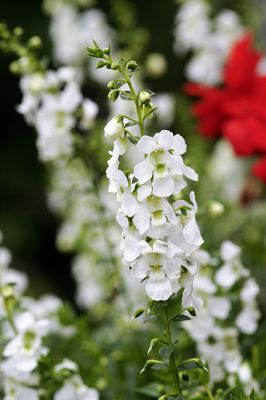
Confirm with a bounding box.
[108,89,119,102]
[104,116,124,140]
[107,80,117,90]
[103,47,110,55]
[139,90,151,104]
[126,60,139,72]
[111,62,119,70]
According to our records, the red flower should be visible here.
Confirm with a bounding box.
[185,33,266,183]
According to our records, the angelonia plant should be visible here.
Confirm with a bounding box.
[0,17,263,400]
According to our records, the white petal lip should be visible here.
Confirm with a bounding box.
[145,270,173,301]
[153,176,175,197]
[120,193,138,217]
[131,257,149,280]
[133,207,151,235]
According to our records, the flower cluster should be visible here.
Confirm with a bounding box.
[106,123,203,302]
[174,0,244,85]
[186,33,266,184]
[184,241,260,391]
[85,41,205,304]
[18,66,98,162]
[0,230,98,399]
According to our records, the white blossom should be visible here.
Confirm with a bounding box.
[54,375,99,400]
[174,2,245,85]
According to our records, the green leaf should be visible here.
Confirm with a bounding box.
[96,61,106,69]
[148,338,159,354]
[186,307,196,317]
[159,344,175,360]
[177,358,208,372]
[143,315,158,323]
[120,91,133,101]
[170,314,191,322]
[140,359,167,374]
[143,89,156,96]
[132,307,145,319]
[127,135,139,145]
[144,106,157,119]
[125,121,136,128]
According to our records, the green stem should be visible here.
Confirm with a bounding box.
[102,54,145,136]
[206,388,215,400]
[118,66,145,136]
[163,303,182,396]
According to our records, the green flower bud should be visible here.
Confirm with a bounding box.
[103,47,110,55]
[107,80,117,90]
[126,60,139,72]
[138,90,151,104]
[111,62,119,70]
[96,61,106,69]
[95,48,103,58]
[108,89,119,102]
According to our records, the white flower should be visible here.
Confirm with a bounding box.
[174,2,245,85]
[236,305,260,335]
[54,375,99,400]
[130,240,182,301]
[174,0,210,52]
[134,130,197,197]
[3,311,49,375]
[215,241,248,288]
[55,358,78,373]
[50,5,114,68]
[3,379,39,400]
[104,117,125,140]
[106,139,128,193]
[80,99,98,129]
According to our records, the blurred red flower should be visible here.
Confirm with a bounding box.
[185,33,266,183]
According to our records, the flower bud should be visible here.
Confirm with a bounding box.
[138,90,151,104]
[111,62,119,70]
[107,80,117,90]
[103,47,110,55]
[126,60,139,72]
[108,89,119,102]
[104,116,124,140]
[96,61,106,69]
